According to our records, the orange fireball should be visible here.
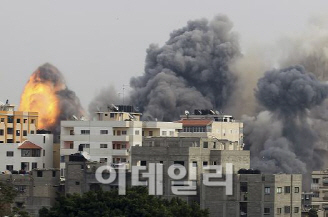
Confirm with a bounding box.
[19,68,61,129]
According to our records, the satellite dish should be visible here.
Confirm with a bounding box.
[185,110,190,115]
[80,116,86,121]
[111,104,119,111]
[210,110,215,115]
[81,151,91,160]
[72,115,78,120]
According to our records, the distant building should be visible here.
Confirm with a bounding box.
[178,109,244,148]
[0,131,53,173]
[310,169,328,217]
[60,105,182,177]
[0,168,60,217]
[201,173,302,217]
[0,102,38,143]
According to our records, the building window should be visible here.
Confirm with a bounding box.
[100,158,107,163]
[7,128,13,134]
[264,187,270,194]
[284,186,291,194]
[192,161,197,167]
[32,162,37,169]
[203,161,208,166]
[277,187,282,194]
[100,144,108,148]
[203,142,208,148]
[43,150,45,156]
[23,130,27,136]
[7,116,13,123]
[16,119,21,123]
[121,130,126,135]
[7,139,13,143]
[23,119,27,123]
[31,119,35,124]
[140,161,147,166]
[149,131,153,136]
[312,178,319,184]
[295,187,299,193]
[264,208,270,215]
[16,130,20,136]
[162,131,167,136]
[173,161,184,166]
[60,155,65,162]
[110,113,115,118]
[6,165,13,171]
[75,182,80,185]
[135,130,140,135]
[313,192,320,198]
[81,130,90,135]
[30,130,34,134]
[100,130,108,134]
[0,129,3,135]
[160,161,163,164]
[52,171,56,177]
[277,208,281,214]
[0,118,4,122]
[37,171,43,177]
[294,207,299,213]
[6,151,14,157]
[284,206,290,214]
[70,143,74,149]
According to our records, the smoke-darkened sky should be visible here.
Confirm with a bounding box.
[1,0,328,109]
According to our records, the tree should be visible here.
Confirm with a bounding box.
[0,182,18,217]
[308,208,318,217]
[39,187,209,217]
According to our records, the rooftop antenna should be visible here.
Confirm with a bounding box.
[72,115,78,121]
[5,99,9,105]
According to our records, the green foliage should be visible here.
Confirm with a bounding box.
[308,208,318,217]
[10,207,30,217]
[39,187,209,217]
[0,182,18,217]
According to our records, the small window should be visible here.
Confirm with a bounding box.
[23,119,27,123]
[203,161,208,166]
[52,171,56,177]
[277,208,281,214]
[135,130,140,135]
[43,150,45,156]
[100,144,108,148]
[23,130,27,136]
[192,161,197,167]
[32,162,37,169]
[60,155,65,162]
[16,119,21,123]
[37,171,43,177]
[294,207,299,213]
[6,151,14,157]
[81,130,90,135]
[277,187,282,194]
[264,208,270,215]
[0,118,5,122]
[31,119,35,124]
[6,165,13,171]
[16,130,20,136]
[30,130,34,134]
[173,161,184,166]
[149,131,153,136]
[140,161,147,166]
[75,181,80,185]
[7,128,13,134]
[265,187,270,194]
[295,187,299,193]
[70,143,74,149]
[162,131,167,136]
[170,131,174,136]
[100,158,107,163]
[284,206,290,214]
[100,130,108,135]
[203,142,208,148]
[117,130,121,136]
[7,116,13,123]
[313,178,319,184]
[105,114,108,116]
[0,129,3,135]
[110,113,115,118]
[43,136,46,143]
[160,161,163,164]
[122,130,127,135]
[284,186,291,194]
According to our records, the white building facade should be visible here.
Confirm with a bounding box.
[0,132,54,173]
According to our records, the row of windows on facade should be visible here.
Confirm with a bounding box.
[137,160,228,167]
[182,127,240,134]
[263,207,299,215]
[0,129,35,136]
[263,186,300,194]
[6,149,45,157]
[67,143,129,149]
[5,163,52,173]
[0,117,36,124]
[74,129,174,137]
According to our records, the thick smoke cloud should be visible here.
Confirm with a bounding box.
[130,15,240,121]
[244,66,328,174]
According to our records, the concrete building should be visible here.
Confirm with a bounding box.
[0,102,38,143]
[0,131,54,172]
[310,169,328,217]
[178,110,244,149]
[131,136,250,203]
[0,168,60,217]
[201,173,302,217]
[60,105,182,177]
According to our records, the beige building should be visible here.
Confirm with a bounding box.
[0,102,38,143]
[201,173,302,217]
[311,169,328,217]
[178,110,244,149]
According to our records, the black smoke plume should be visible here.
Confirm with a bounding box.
[130,15,240,121]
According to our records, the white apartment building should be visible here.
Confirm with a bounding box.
[0,132,54,173]
[60,106,182,177]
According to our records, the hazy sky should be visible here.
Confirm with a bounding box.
[1,0,328,110]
